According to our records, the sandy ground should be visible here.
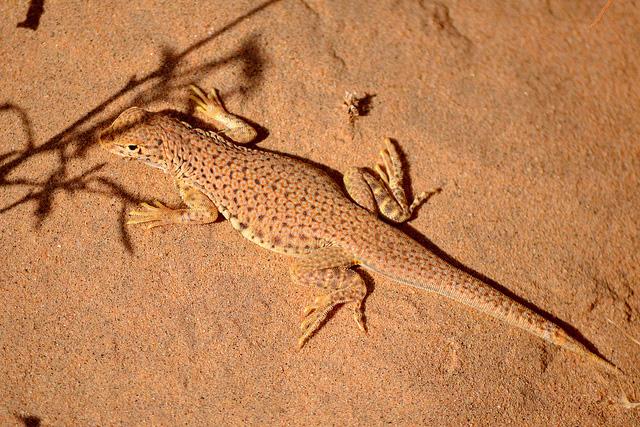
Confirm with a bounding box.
[1,0,639,425]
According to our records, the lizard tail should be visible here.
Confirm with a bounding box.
[551,328,622,374]
[364,260,621,374]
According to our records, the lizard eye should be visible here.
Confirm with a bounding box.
[127,144,138,150]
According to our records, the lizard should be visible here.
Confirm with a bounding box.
[99,85,620,373]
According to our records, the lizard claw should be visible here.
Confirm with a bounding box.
[298,296,335,349]
[189,84,225,117]
[353,305,366,333]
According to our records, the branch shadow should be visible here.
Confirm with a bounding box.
[13,412,41,427]
[0,0,281,253]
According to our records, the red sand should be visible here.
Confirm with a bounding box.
[1,1,638,425]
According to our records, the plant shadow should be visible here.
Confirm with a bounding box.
[0,0,281,253]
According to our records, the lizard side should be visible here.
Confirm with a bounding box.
[99,85,620,373]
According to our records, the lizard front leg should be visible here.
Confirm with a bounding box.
[344,138,439,223]
[189,85,258,144]
[290,246,366,349]
[127,178,218,229]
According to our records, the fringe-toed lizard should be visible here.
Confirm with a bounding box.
[100,86,620,373]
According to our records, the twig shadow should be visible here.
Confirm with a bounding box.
[16,0,45,31]
[13,412,41,427]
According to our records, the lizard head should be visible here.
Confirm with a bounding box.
[99,107,169,171]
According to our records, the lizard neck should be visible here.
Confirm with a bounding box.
[164,122,242,184]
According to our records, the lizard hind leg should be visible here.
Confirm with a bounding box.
[344,138,439,223]
[291,247,366,349]
[296,268,367,349]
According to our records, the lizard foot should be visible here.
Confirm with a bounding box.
[374,138,439,215]
[188,84,258,144]
[344,138,440,223]
[127,201,178,229]
[297,285,366,349]
[189,84,225,118]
